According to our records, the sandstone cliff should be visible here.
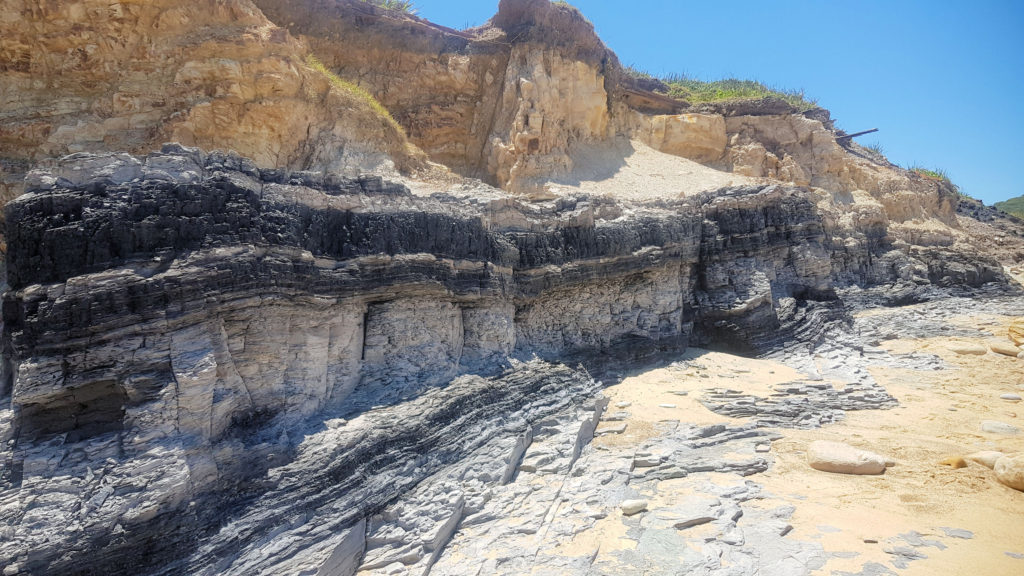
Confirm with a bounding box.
[0,0,419,222]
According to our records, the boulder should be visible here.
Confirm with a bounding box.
[807,440,888,475]
[965,451,1004,469]
[994,454,1024,491]
[946,342,988,355]
[990,342,1022,357]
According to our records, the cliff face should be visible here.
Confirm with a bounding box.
[249,0,983,279]
[1,1,1022,575]
[0,0,1007,263]
[0,0,418,219]
[253,0,616,194]
[0,147,1006,575]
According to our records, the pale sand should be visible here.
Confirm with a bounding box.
[404,139,758,202]
[542,139,756,201]
[576,313,1024,574]
[761,329,1024,575]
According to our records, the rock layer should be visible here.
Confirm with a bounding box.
[0,0,417,221]
[0,146,1013,575]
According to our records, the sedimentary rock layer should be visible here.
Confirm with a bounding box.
[0,147,1007,575]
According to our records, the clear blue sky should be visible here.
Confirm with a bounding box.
[414,0,1024,205]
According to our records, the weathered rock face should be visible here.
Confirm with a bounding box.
[254,0,617,194]
[0,147,1011,575]
[3,0,1020,281]
[243,0,1013,280]
[0,0,417,219]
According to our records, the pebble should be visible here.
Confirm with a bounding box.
[754,443,771,453]
[620,499,648,516]
[615,401,632,408]
[981,420,1020,435]
[1000,394,1022,402]
[658,404,677,409]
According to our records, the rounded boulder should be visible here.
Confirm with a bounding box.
[807,440,888,475]
[994,454,1024,491]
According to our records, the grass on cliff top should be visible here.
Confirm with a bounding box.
[362,0,416,14]
[909,165,971,197]
[305,54,404,134]
[909,165,951,182]
[625,67,817,111]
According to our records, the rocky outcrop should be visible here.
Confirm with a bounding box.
[238,0,1024,284]
[3,0,1021,280]
[0,0,418,224]
[0,146,1011,575]
[0,2,1020,574]
[253,0,618,194]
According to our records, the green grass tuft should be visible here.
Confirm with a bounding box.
[909,165,970,197]
[909,166,950,182]
[663,76,816,110]
[362,0,416,14]
[621,67,816,111]
[305,54,403,135]
[863,142,884,155]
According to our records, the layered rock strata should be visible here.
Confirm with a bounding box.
[0,0,417,221]
[0,147,1010,575]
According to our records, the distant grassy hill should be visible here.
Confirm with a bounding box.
[994,195,1024,219]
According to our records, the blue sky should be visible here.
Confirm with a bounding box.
[414,0,1024,205]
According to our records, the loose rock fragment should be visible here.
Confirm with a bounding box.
[981,420,1021,435]
[994,454,1024,491]
[990,342,1022,357]
[946,342,988,355]
[620,499,648,516]
[807,440,888,475]
[965,451,1004,469]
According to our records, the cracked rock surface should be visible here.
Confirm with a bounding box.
[0,149,1020,575]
